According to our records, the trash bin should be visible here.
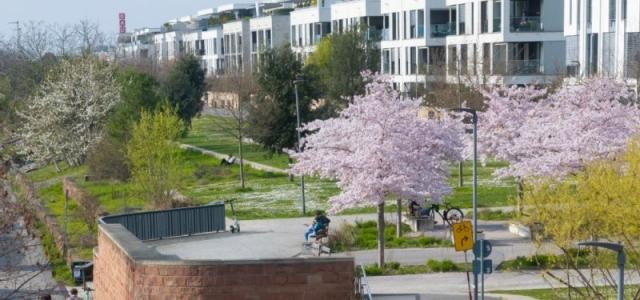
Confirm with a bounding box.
[71,261,93,285]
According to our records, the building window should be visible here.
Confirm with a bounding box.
[410,10,417,39]
[458,4,466,35]
[417,10,425,38]
[493,0,502,32]
[266,30,272,48]
[383,49,390,74]
[569,0,572,25]
[448,45,458,75]
[409,47,417,74]
[481,1,488,33]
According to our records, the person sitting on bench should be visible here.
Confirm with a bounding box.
[304,210,331,242]
[220,154,236,166]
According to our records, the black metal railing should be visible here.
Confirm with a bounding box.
[99,202,226,241]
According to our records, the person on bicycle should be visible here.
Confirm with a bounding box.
[304,210,330,242]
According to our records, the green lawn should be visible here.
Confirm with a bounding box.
[330,221,451,252]
[36,183,95,260]
[494,285,640,300]
[180,115,291,169]
[182,116,517,210]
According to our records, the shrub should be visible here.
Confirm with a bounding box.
[427,259,461,272]
[364,264,383,276]
[86,136,129,180]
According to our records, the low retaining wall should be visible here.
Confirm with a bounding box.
[62,177,105,220]
[95,224,355,299]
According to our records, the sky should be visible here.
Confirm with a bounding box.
[0,0,241,38]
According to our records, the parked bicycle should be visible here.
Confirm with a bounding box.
[424,202,464,226]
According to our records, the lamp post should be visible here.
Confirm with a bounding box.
[293,75,306,215]
[454,107,478,300]
[578,241,625,300]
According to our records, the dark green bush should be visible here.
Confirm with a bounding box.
[86,136,129,181]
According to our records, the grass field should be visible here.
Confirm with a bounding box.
[493,285,640,300]
[182,116,518,210]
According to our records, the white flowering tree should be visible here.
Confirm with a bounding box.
[16,56,120,168]
[289,73,463,265]
[478,77,639,180]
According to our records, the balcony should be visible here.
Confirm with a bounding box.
[430,23,456,38]
[507,59,542,75]
[510,16,543,32]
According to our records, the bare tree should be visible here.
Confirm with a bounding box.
[50,23,78,57]
[207,73,257,189]
[75,19,104,54]
[21,21,50,60]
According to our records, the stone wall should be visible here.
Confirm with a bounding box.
[94,224,355,300]
[62,177,105,219]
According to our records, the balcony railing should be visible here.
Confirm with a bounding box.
[507,59,542,75]
[510,16,543,32]
[430,23,455,38]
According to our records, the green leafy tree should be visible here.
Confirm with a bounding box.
[163,54,205,129]
[248,45,320,152]
[108,68,162,142]
[127,105,183,209]
[307,28,380,114]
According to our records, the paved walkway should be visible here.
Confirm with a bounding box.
[0,180,67,299]
[179,143,287,174]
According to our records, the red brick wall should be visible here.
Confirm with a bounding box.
[94,226,355,300]
[94,229,136,299]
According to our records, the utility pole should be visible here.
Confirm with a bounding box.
[8,21,21,52]
[293,75,306,215]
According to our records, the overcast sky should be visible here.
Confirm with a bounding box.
[0,0,241,38]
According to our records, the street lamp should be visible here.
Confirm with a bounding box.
[577,241,625,300]
[293,74,306,215]
[454,107,479,300]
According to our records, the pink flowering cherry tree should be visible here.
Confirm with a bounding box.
[478,77,640,209]
[289,74,463,265]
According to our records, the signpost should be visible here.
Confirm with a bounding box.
[452,220,474,252]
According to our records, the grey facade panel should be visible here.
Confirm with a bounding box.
[543,40,566,75]
[626,33,640,78]
[542,0,564,32]
[602,33,615,76]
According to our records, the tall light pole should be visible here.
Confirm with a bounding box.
[293,75,306,215]
[455,107,478,300]
[578,241,625,300]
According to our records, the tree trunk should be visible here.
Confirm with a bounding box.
[458,161,464,187]
[377,202,385,267]
[238,109,245,189]
[238,136,245,189]
[516,179,524,217]
[396,199,402,238]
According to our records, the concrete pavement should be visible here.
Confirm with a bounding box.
[179,143,287,174]
[0,180,66,299]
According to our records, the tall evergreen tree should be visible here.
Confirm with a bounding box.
[247,46,320,152]
[163,54,205,128]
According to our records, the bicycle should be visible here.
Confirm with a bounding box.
[424,202,464,226]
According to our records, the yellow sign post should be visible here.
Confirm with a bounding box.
[452,220,474,252]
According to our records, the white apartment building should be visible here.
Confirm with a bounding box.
[249,14,291,71]
[380,0,446,92]
[290,0,335,60]
[331,0,383,34]
[223,19,251,73]
[444,0,566,86]
[565,0,640,81]
[117,28,161,60]
[182,27,225,76]
[380,0,566,92]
